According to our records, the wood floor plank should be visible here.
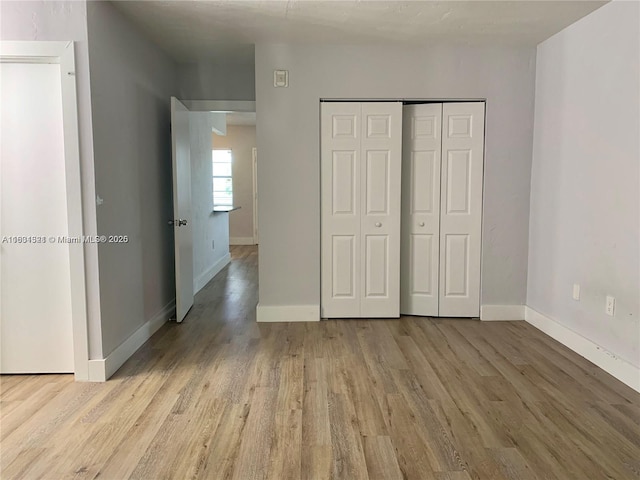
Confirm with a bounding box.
[328,392,370,480]
[384,393,439,479]
[231,386,278,480]
[1,245,639,479]
[362,435,403,480]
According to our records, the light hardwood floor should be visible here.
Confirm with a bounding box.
[2,245,639,479]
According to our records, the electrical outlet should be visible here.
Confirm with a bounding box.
[572,284,580,300]
[606,296,615,316]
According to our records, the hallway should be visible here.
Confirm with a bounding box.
[1,245,639,479]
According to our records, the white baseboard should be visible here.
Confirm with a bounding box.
[88,299,175,382]
[229,237,255,246]
[257,304,320,322]
[480,304,525,321]
[524,306,640,393]
[194,253,231,294]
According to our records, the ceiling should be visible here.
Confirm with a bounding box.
[113,1,607,63]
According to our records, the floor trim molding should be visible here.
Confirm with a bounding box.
[524,306,640,393]
[480,304,525,321]
[229,237,255,246]
[257,304,320,322]
[194,253,231,294]
[88,299,175,382]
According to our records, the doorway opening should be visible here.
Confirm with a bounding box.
[170,99,258,325]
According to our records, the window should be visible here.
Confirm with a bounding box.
[212,149,233,206]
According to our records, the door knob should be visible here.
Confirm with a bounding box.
[178,219,188,226]
[419,222,425,227]
[375,222,382,227]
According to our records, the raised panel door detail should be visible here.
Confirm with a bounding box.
[332,151,356,215]
[439,102,484,317]
[448,115,473,138]
[365,235,388,297]
[401,103,441,317]
[413,115,437,139]
[366,150,390,215]
[323,101,402,319]
[366,115,391,138]
[410,234,433,295]
[444,234,469,297]
[446,150,471,214]
[411,151,437,214]
[332,235,356,298]
[333,115,357,138]
[322,102,361,318]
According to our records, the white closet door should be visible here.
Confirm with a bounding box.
[321,102,361,318]
[400,104,442,316]
[439,102,485,317]
[360,102,402,318]
[1,63,74,373]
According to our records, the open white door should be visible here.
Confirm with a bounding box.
[400,103,442,316]
[171,97,194,322]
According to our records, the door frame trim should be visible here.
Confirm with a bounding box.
[252,147,258,244]
[1,41,89,379]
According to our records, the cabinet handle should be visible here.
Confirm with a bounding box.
[375,222,382,227]
[419,222,425,227]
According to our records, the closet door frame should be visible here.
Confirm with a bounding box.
[322,99,485,319]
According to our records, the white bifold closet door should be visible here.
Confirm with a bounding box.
[400,103,443,316]
[321,102,402,318]
[401,102,485,317]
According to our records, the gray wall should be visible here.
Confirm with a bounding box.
[191,112,231,292]
[0,0,103,358]
[87,1,177,357]
[214,126,257,242]
[529,1,640,367]
[255,44,536,309]
[177,47,255,101]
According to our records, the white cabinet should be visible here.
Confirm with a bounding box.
[321,102,403,318]
[322,101,484,319]
[401,102,485,318]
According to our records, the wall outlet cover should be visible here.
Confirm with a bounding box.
[274,70,289,88]
[606,295,615,316]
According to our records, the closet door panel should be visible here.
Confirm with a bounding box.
[400,103,442,316]
[439,102,485,317]
[321,102,361,318]
[360,102,402,318]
